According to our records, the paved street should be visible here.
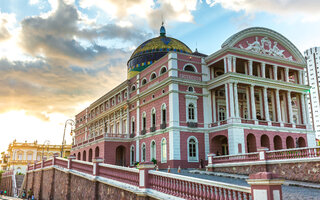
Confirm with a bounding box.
[165,169,320,200]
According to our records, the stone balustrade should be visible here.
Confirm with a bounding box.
[24,155,285,199]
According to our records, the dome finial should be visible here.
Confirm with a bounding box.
[160,21,166,36]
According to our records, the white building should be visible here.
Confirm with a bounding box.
[304,47,320,138]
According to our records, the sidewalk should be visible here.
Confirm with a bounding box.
[189,170,320,190]
[0,196,22,200]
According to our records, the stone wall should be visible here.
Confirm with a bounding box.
[25,167,158,200]
[0,175,12,196]
[211,160,320,183]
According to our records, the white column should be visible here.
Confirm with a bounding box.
[285,68,289,82]
[119,109,123,134]
[232,56,236,72]
[212,91,216,122]
[203,88,212,128]
[225,84,229,120]
[259,89,264,119]
[250,85,256,120]
[227,56,232,72]
[136,100,140,136]
[287,91,293,123]
[300,94,306,124]
[246,87,251,119]
[229,83,235,118]
[304,94,311,126]
[234,82,239,118]
[302,71,306,85]
[169,83,180,126]
[299,71,303,85]
[248,60,253,75]
[261,62,266,78]
[273,65,278,80]
[168,53,178,77]
[224,57,227,73]
[263,87,270,121]
[275,89,282,122]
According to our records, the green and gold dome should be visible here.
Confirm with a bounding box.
[127,25,192,79]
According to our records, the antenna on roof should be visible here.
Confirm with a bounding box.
[195,42,198,52]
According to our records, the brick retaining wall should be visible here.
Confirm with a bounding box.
[0,175,12,196]
[25,167,157,200]
[211,159,320,183]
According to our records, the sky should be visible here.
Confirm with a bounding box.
[0,0,320,153]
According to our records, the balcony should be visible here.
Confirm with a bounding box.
[141,129,146,135]
[187,122,198,128]
[160,123,167,129]
[210,119,307,130]
[150,126,156,132]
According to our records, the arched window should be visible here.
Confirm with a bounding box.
[184,64,196,72]
[141,143,146,162]
[151,108,156,128]
[141,78,147,85]
[150,72,157,81]
[161,104,166,125]
[150,140,156,161]
[188,137,198,162]
[188,86,194,92]
[161,138,167,163]
[77,152,81,160]
[160,66,167,75]
[131,85,136,92]
[83,150,87,161]
[130,146,135,166]
[188,103,195,120]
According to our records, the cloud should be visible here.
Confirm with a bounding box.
[0,58,127,121]
[0,13,15,42]
[19,0,150,67]
[208,0,320,21]
[79,0,198,30]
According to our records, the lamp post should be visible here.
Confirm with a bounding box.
[61,119,75,157]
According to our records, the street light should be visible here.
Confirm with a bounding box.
[61,119,75,157]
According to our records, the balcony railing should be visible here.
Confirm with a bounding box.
[210,119,307,129]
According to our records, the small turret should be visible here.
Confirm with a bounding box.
[160,22,166,36]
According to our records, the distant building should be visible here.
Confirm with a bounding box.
[5,140,71,174]
[304,47,320,138]
[0,152,9,171]
[71,26,316,169]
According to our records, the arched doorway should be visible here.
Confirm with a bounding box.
[82,150,87,161]
[116,146,126,166]
[89,149,93,162]
[274,136,282,150]
[286,136,294,149]
[261,134,270,149]
[247,134,257,153]
[298,137,306,148]
[95,147,100,158]
[77,152,81,160]
[211,135,228,155]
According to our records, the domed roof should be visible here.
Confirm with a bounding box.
[127,25,192,79]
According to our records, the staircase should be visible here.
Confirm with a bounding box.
[16,175,25,195]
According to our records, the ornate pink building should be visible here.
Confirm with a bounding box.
[71,26,316,169]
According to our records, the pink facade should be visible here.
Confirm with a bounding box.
[71,27,316,169]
